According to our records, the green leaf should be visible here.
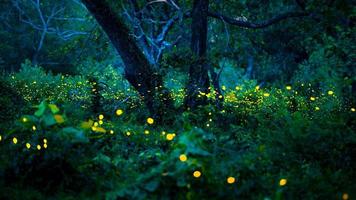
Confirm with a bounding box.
[178,128,211,156]
[93,153,111,164]
[48,104,60,114]
[143,180,160,192]
[43,113,56,126]
[80,119,94,130]
[34,101,47,117]
[61,127,89,143]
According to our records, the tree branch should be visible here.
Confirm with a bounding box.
[208,11,310,29]
[156,10,191,41]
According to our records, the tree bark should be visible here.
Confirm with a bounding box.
[81,0,173,119]
[185,0,210,109]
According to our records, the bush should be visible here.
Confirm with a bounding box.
[0,61,355,199]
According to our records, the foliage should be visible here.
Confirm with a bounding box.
[0,0,355,199]
[0,63,355,199]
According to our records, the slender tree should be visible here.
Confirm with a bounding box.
[185,0,210,108]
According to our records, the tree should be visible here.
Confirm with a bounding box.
[81,0,173,120]
[80,0,313,115]
[184,0,210,108]
[185,0,226,109]
[10,0,88,64]
[0,0,97,71]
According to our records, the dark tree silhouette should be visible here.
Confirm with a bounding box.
[81,0,311,113]
[81,0,173,119]
[185,0,210,108]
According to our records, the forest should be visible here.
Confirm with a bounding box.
[0,0,355,199]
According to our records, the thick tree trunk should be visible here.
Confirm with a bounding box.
[185,0,210,109]
[82,0,173,119]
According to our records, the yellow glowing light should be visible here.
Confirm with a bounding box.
[110,130,114,134]
[222,86,226,91]
[43,144,47,149]
[199,91,206,96]
[99,120,104,125]
[126,131,131,136]
[26,143,31,149]
[32,125,36,131]
[263,93,270,97]
[193,170,201,178]
[227,177,235,184]
[235,86,241,90]
[351,108,355,112]
[315,107,320,111]
[92,127,106,133]
[98,114,104,120]
[116,109,123,116]
[161,131,166,135]
[327,91,334,95]
[144,130,150,135]
[310,97,316,101]
[255,86,260,90]
[37,145,41,150]
[286,86,292,90]
[94,122,99,127]
[13,137,18,144]
[0,135,2,141]
[166,133,175,141]
[179,154,187,162]
[342,193,349,200]
[147,117,154,124]
[22,117,28,122]
[43,139,47,143]
[279,178,287,186]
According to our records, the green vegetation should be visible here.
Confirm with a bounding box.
[0,0,355,199]
[0,62,355,199]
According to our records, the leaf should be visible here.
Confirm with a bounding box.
[43,113,57,126]
[35,101,47,117]
[143,180,160,192]
[93,153,111,164]
[54,114,65,124]
[92,126,106,133]
[178,128,211,156]
[61,127,89,143]
[48,104,60,114]
[80,119,94,129]
[21,115,38,124]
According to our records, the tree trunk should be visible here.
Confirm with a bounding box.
[81,0,173,119]
[185,0,210,109]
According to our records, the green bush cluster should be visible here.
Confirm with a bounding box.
[0,63,355,199]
